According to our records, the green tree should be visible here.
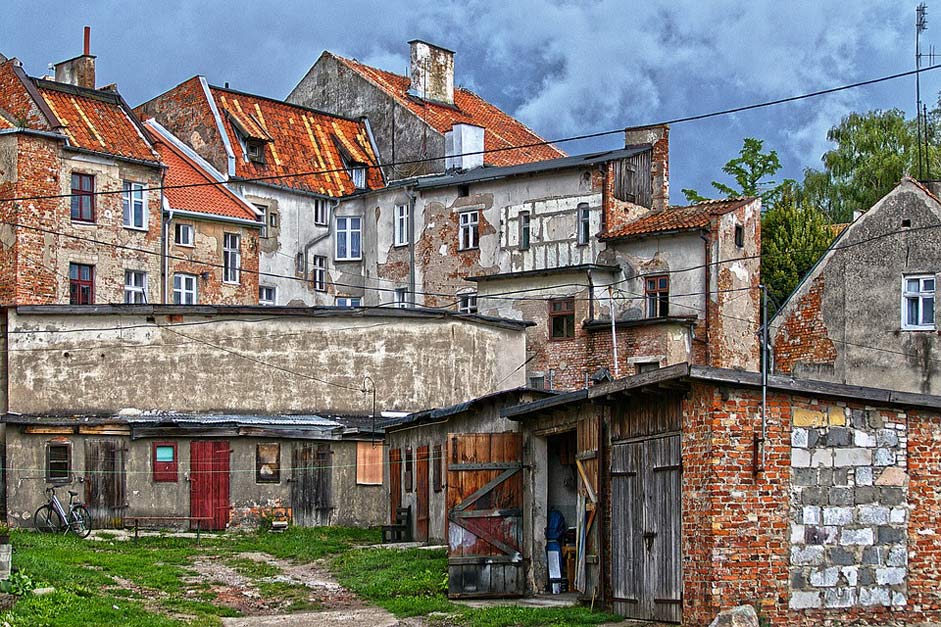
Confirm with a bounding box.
[682,137,788,206]
[761,184,836,311]
[801,109,935,223]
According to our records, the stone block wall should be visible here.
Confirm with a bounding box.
[789,405,909,610]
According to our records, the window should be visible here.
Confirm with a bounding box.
[70,173,95,222]
[645,275,670,318]
[174,223,194,247]
[173,273,198,304]
[394,204,409,246]
[519,211,531,250]
[528,374,546,390]
[336,297,362,308]
[122,181,146,229]
[903,275,936,330]
[259,285,276,305]
[549,297,576,339]
[256,443,280,483]
[734,224,745,248]
[459,211,479,250]
[295,252,305,275]
[69,263,94,305]
[459,292,478,314]
[457,184,470,198]
[246,139,265,164]
[223,233,240,284]
[314,199,329,226]
[432,444,443,492]
[124,270,147,304]
[336,217,362,260]
[349,165,366,189]
[152,442,177,482]
[313,255,327,291]
[46,441,70,484]
[356,441,383,485]
[270,212,279,228]
[404,448,413,492]
[636,361,661,374]
[577,203,591,245]
[394,287,408,309]
[254,204,268,238]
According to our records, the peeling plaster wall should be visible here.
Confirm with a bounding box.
[6,309,527,415]
[771,182,941,394]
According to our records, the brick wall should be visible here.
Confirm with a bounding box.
[167,218,260,305]
[773,275,837,374]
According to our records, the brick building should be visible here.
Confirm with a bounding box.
[287,40,566,179]
[0,51,164,305]
[137,78,385,306]
[145,120,262,305]
[770,177,941,395]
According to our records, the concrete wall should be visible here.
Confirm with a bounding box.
[5,307,528,415]
[771,180,941,394]
[4,429,383,528]
[287,54,446,179]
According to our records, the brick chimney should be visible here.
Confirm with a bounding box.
[53,26,96,89]
[408,40,454,105]
[625,124,669,211]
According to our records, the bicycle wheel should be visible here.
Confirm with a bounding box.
[69,505,92,538]
[33,504,62,533]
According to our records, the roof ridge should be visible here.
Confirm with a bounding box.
[209,83,364,124]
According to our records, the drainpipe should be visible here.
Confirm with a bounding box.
[163,199,173,304]
[608,286,619,378]
[757,283,769,474]
[407,187,417,306]
[587,268,595,321]
[302,199,339,295]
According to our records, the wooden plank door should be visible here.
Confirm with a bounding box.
[84,439,127,528]
[389,448,402,523]
[291,443,333,526]
[190,441,230,530]
[610,435,681,622]
[446,432,524,598]
[575,415,601,595]
[416,445,430,541]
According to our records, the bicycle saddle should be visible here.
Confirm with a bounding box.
[68,490,79,497]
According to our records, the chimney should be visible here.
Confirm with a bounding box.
[408,40,454,105]
[445,123,484,171]
[53,26,96,89]
[624,124,669,211]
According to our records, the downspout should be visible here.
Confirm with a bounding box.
[163,197,173,304]
[407,187,417,306]
[587,268,595,321]
[702,229,713,365]
[303,199,339,290]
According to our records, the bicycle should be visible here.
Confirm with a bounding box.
[33,487,92,538]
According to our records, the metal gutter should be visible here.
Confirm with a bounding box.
[200,76,236,177]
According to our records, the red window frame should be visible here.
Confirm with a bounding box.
[70,173,95,222]
[645,275,670,318]
[69,263,94,305]
[152,441,178,482]
[548,297,576,339]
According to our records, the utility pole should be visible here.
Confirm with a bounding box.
[917,3,930,179]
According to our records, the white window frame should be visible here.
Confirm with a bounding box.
[312,255,327,291]
[577,204,591,245]
[335,216,362,260]
[254,204,268,239]
[122,181,147,230]
[259,285,276,306]
[394,287,408,308]
[336,297,362,308]
[902,274,936,330]
[173,273,198,305]
[459,211,479,251]
[174,223,194,247]
[349,165,366,189]
[519,211,531,250]
[223,233,241,284]
[314,199,329,226]
[394,204,409,247]
[459,292,478,314]
[124,270,147,304]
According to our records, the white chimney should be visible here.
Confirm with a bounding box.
[408,39,454,105]
[445,123,484,171]
[53,26,96,89]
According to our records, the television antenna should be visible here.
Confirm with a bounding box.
[916,3,939,178]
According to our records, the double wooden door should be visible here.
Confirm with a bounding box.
[84,440,127,528]
[291,443,333,526]
[610,434,682,622]
[190,441,230,530]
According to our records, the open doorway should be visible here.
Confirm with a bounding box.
[544,431,578,594]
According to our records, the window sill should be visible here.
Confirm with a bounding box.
[901,326,937,332]
[174,242,195,248]
[335,257,363,262]
[458,247,479,252]
[123,225,149,232]
[223,280,240,286]
[70,220,97,227]
[393,242,409,248]
[314,221,328,227]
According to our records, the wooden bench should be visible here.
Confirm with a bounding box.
[124,516,214,544]
[381,506,412,543]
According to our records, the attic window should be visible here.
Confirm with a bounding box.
[734,224,744,248]
[246,140,266,164]
[348,164,366,189]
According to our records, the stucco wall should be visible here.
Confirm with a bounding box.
[5,307,528,415]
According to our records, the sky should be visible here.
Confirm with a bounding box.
[2,1,938,200]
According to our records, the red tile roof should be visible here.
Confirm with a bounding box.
[209,86,384,196]
[36,81,158,163]
[601,198,755,240]
[333,54,566,167]
[145,121,260,223]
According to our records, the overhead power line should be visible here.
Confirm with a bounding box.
[1,63,939,205]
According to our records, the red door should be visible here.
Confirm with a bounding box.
[389,449,402,523]
[190,441,230,530]
[416,445,430,541]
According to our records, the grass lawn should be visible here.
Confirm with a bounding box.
[1,527,623,627]
[332,546,623,627]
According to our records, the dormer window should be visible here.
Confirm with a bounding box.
[349,164,366,189]
[246,139,266,164]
